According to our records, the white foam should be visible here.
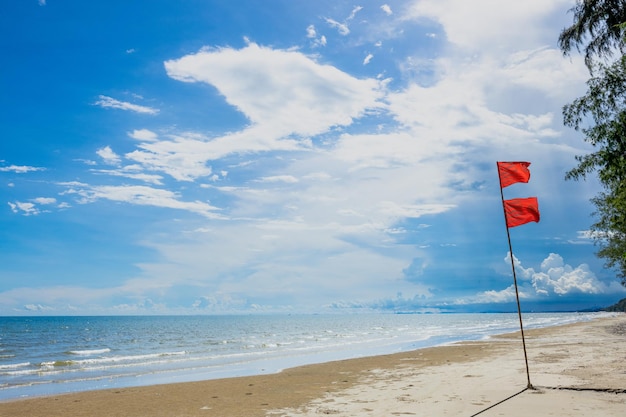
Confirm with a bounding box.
[68,348,111,356]
[0,362,31,371]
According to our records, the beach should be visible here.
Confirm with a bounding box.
[1,314,624,417]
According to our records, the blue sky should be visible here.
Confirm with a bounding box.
[1,0,625,315]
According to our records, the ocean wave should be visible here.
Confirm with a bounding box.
[2,351,190,377]
[65,350,188,367]
[67,348,111,356]
[0,362,31,371]
[40,360,75,368]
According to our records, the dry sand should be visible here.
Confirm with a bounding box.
[1,314,624,417]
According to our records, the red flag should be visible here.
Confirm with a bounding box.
[497,162,531,188]
[504,197,540,228]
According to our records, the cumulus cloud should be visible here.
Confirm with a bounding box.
[306,25,327,47]
[514,253,615,298]
[97,146,122,165]
[9,198,60,215]
[94,95,159,114]
[128,129,158,142]
[164,43,385,137]
[8,201,39,216]
[529,253,606,296]
[467,252,625,305]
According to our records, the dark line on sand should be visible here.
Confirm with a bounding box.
[469,387,529,417]
[468,385,626,417]
[540,386,626,394]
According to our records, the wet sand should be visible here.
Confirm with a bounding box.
[1,314,624,417]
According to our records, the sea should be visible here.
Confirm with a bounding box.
[0,312,612,401]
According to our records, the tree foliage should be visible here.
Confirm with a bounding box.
[560,0,626,285]
[559,0,626,70]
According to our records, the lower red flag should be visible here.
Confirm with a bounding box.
[504,197,540,228]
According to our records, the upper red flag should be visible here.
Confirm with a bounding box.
[504,197,540,228]
[497,162,531,188]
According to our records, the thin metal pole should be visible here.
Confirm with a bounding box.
[498,165,533,390]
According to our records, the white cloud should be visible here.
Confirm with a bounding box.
[8,201,39,216]
[575,230,612,241]
[512,253,621,296]
[164,43,385,138]
[325,18,350,35]
[124,133,219,181]
[531,253,604,295]
[97,146,122,165]
[348,6,363,21]
[471,285,522,304]
[381,4,393,16]
[94,95,159,115]
[377,201,455,219]
[405,0,572,52]
[128,129,158,142]
[256,175,299,184]
[468,252,626,305]
[389,59,557,140]
[577,230,596,240]
[92,168,164,185]
[499,47,588,100]
[0,165,45,173]
[302,171,332,181]
[32,197,56,205]
[24,303,52,311]
[9,197,62,216]
[363,53,374,65]
[306,24,316,38]
[71,184,223,219]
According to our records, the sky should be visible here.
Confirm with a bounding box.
[1,0,625,315]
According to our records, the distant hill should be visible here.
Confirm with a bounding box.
[604,298,626,312]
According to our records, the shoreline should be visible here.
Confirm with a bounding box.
[1,314,624,416]
[0,312,601,401]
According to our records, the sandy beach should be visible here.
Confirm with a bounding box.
[1,314,624,417]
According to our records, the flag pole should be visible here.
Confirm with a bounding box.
[498,167,533,390]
